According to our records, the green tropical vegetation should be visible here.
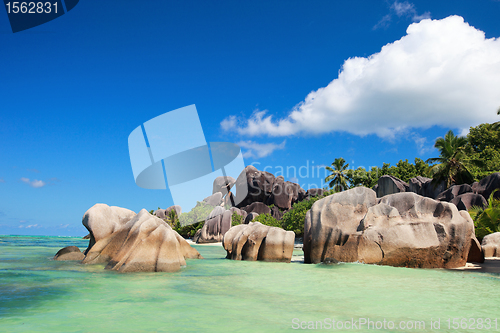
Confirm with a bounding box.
[252,213,282,228]
[469,190,500,240]
[231,211,244,226]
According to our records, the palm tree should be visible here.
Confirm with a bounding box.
[492,107,500,130]
[469,189,500,239]
[426,130,475,187]
[325,157,350,192]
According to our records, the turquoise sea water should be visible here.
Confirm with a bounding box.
[0,236,499,333]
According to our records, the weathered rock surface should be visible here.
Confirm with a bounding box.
[270,206,284,221]
[304,188,474,268]
[154,205,182,220]
[222,222,295,262]
[436,184,473,202]
[268,176,306,210]
[54,246,85,261]
[474,173,500,201]
[193,207,246,243]
[212,176,236,196]
[235,166,276,208]
[482,232,500,258]
[467,236,485,263]
[376,175,409,198]
[306,188,324,198]
[203,192,223,207]
[82,204,137,254]
[450,193,488,211]
[241,202,271,215]
[408,176,446,199]
[83,209,202,272]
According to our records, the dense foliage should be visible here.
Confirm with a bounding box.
[469,190,500,240]
[465,123,500,181]
[251,213,282,228]
[281,196,322,236]
[231,211,244,226]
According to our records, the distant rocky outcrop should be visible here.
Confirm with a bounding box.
[82,204,137,254]
[375,175,409,198]
[450,193,487,211]
[268,176,306,210]
[436,184,472,202]
[212,176,236,196]
[83,209,203,272]
[154,205,182,220]
[408,176,446,199]
[241,202,271,215]
[235,166,276,208]
[306,188,324,198]
[54,246,85,261]
[202,192,223,207]
[482,232,500,258]
[193,207,247,243]
[473,173,500,201]
[304,188,474,268]
[222,222,295,262]
[234,165,307,213]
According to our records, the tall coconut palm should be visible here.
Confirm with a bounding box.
[426,130,475,187]
[492,107,500,130]
[325,157,350,192]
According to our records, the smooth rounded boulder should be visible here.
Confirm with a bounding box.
[222,222,295,262]
[450,193,487,211]
[376,175,409,198]
[83,209,203,272]
[82,203,136,254]
[482,232,500,257]
[304,188,474,268]
[474,173,500,201]
[54,246,85,261]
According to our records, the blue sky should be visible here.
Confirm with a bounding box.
[1,0,500,236]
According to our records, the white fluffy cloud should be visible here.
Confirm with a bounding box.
[223,16,500,139]
[238,140,286,158]
[21,177,46,188]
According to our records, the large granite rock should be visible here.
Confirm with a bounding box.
[235,166,276,208]
[241,202,271,215]
[154,205,182,220]
[203,192,223,207]
[436,184,473,202]
[306,188,324,198]
[222,222,295,262]
[376,175,409,198]
[82,204,137,254]
[408,176,446,199]
[304,188,474,268]
[212,176,236,196]
[482,232,500,258]
[450,193,488,211]
[54,246,85,261]
[268,176,306,210]
[474,173,500,201]
[83,209,202,272]
[193,207,247,243]
[467,236,485,263]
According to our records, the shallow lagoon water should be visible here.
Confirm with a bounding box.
[1,236,499,332]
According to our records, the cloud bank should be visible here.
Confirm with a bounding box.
[238,140,286,158]
[223,16,500,139]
